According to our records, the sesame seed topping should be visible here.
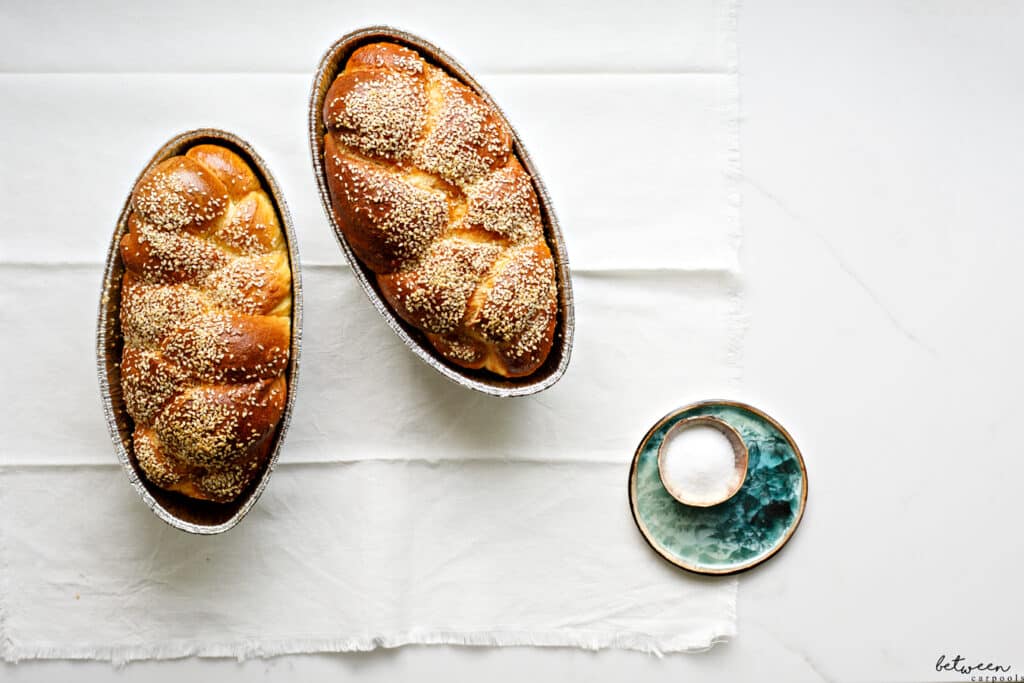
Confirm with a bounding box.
[119,144,291,503]
[388,239,501,334]
[477,247,556,347]
[413,74,511,188]
[328,70,427,160]
[331,152,447,269]
[323,42,558,378]
[132,158,228,231]
[464,164,543,243]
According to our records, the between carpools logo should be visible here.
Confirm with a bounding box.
[936,654,1016,681]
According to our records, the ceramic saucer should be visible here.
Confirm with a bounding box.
[629,400,808,575]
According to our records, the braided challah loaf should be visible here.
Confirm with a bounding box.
[322,42,558,378]
[119,144,292,503]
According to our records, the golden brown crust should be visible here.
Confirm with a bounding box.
[121,213,228,283]
[119,144,291,503]
[324,135,447,274]
[322,42,557,378]
[132,156,229,233]
[210,191,285,255]
[378,238,501,334]
[186,144,261,200]
[324,66,427,162]
[463,160,543,244]
[347,43,425,74]
[413,69,511,189]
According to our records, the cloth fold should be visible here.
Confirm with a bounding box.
[1,463,736,664]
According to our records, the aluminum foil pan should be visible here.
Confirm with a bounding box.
[309,26,575,397]
[97,128,303,534]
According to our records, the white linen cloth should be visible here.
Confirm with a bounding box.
[0,0,741,662]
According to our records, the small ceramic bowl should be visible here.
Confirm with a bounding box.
[97,128,303,535]
[308,26,574,397]
[656,415,749,507]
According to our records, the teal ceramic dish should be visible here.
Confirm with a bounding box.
[629,401,808,575]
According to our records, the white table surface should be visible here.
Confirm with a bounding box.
[5,1,1022,681]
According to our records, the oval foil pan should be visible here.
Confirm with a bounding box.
[309,26,575,397]
[97,129,303,534]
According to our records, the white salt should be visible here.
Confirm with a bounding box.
[661,425,738,504]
